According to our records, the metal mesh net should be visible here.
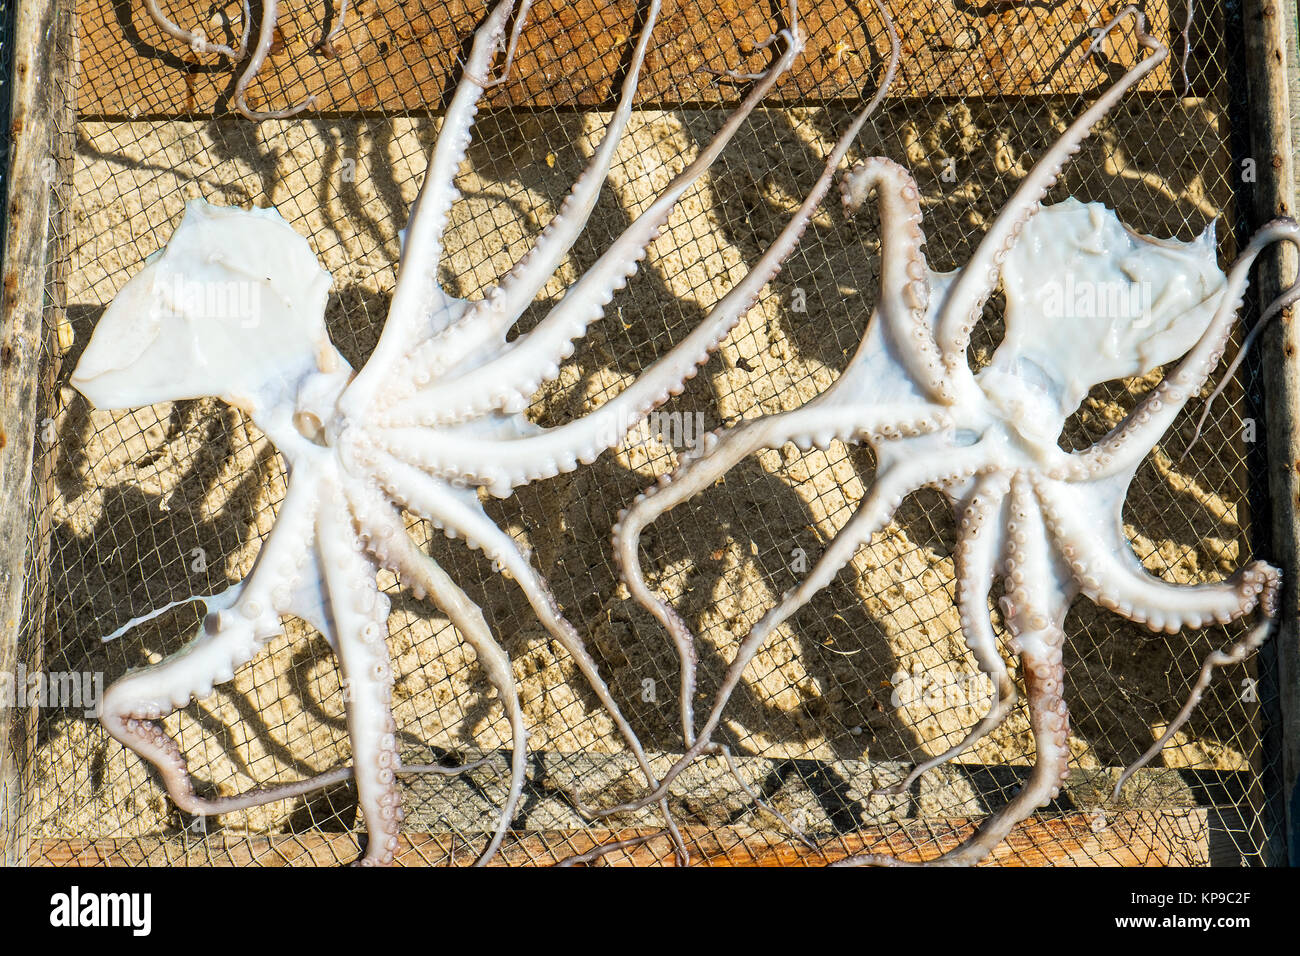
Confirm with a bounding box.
[10,0,1288,865]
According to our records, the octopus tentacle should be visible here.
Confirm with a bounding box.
[98,471,331,816]
[147,0,359,117]
[474,0,533,88]
[840,157,953,403]
[405,0,663,377]
[344,481,527,866]
[1034,475,1275,631]
[396,553,526,864]
[319,0,350,54]
[1051,219,1300,481]
[316,486,403,866]
[373,0,658,406]
[104,702,355,821]
[380,0,904,436]
[371,383,944,501]
[843,624,1070,866]
[147,0,251,59]
[95,469,473,826]
[344,0,521,409]
[591,451,980,817]
[363,447,688,857]
[376,2,810,431]
[934,6,1166,376]
[613,402,938,745]
[872,472,1017,796]
[234,0,317,120]
[613,407,896,847]
[374,12,905,494]
[1111,604,1277,799]
[844,473,1072,866]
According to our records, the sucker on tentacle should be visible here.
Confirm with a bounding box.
[605,7,1293,867]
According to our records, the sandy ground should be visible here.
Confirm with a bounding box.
[22,91,1265,850]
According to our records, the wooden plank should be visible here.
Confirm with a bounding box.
[22,750,1247,866]
[75,0,1175,119]
[0,0,74,866]
[26,810,1212,866]
[387,748,1248,836]
[1245,0,1300,866]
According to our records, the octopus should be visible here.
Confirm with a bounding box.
[72,0,830,865]
[596,8,1300,865]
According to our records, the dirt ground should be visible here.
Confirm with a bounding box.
[23,90,1264,849]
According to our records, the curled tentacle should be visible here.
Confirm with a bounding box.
[93,470,485,832]
[593,450,984,817]
[98,471,323,816]
[840,157,951,403]
[319,0,350,54]
[147,0,251,58]
[232,0,317,120]
[1035,474,1275,631]
[147,0,359,116]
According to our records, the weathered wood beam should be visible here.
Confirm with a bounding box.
[1245,0,1300,866]
[22,749,1251,866]
[0,0,73,867]
[76,0,1175,119]
[27,809,1213,866]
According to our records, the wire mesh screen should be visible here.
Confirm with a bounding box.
[11,0,1287,865]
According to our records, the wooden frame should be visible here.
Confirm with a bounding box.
[2,0,1297,865]
[1246,0,1300,865]
[75,0,1176,118]
[0,0,73,868]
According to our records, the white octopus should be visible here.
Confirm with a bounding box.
[597,9,1300,865]
[72,0,845,865]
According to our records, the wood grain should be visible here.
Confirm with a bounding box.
[28,809,1211,866]
[1246,0,1300,866]
[0,0,74,866]
[76,0,1175,119]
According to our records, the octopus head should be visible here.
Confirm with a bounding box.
[71,199,347,424]
[977,198,1227,448]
